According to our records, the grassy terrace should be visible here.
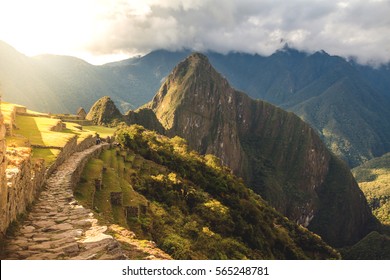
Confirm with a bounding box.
[2,102,116,166]
[74,126,340,260]
[75,149,149,230]
[16,115,74,147]
[83,126,116,138]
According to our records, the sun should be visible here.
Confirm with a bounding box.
[0,0,177,64]
[0,0,104,58]
[0,0,140,64]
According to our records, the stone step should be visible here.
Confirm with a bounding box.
[3,144,127,260]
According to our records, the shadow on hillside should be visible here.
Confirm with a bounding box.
[16,116,44,145]
[15,116,56,163]
[381,224,390,235]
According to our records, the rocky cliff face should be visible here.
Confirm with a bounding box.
[124,108,165,134]
[148,53,378,247]
[86,96,165,134]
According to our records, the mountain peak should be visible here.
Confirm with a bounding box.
[149,53,378,246]
[86,96,122,125]
[149,53,231,130]
[171,52,214,79]
[274,43,307,58]
[187,52,209,62]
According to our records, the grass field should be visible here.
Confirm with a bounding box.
[2,102,117,166]
[83,126,116,138]
[16,115,75,147]
[31,148,62,166]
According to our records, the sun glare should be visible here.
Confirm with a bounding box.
[0,1,91,54]
[0,0,149,64]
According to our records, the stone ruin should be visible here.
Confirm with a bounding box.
[0,111,7,232]
[110,192,123,206]
[125,206,139,218]
[76,107,87,120]
[124,204,149,219]
[94,178,102,191]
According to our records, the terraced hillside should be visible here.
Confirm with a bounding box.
[75,124,339,259]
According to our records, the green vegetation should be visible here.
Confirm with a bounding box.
[12,115,79,164]
[31,148,61,166]
[148,52,377,248]
[341,231,390,259]
[2,102,113,166]
[16,115,74,147]
[353,153,390,224]
[76,149,149,231]
[85,96,123,126]
[83,126,116,138]
[76,124,339,259]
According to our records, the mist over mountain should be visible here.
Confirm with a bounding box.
[1,41,389,167]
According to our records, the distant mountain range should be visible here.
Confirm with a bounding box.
[1,41,389,166]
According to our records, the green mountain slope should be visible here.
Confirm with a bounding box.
[148,53,378,247]
[76,124,339,259]
[341,231,390,260]
[0,41,66,112]
[352,153,390,224]
[86,96,123,126]
[208,48,390,167]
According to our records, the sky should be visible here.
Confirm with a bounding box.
[0,0,389,65]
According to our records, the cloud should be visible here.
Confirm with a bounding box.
[84,0,390,64]
[1,0,387,64]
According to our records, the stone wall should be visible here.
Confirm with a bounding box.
[14,106,27,115]
[4,106,16,137]
[75,136,96,153]
[1,152,46,234]
[1,106,47,234]
[70,143,109,191]
[44,136,78,177]
[3,105,27,137]
[49,120,66,132]
[0,123,98,234]
[0,111,8,234]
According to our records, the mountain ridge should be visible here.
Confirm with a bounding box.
[1,40,389,167]
[142,53,379,247]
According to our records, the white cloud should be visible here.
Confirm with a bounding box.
[1,0,389,64]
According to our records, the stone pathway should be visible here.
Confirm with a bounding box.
[4,144,127,260]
